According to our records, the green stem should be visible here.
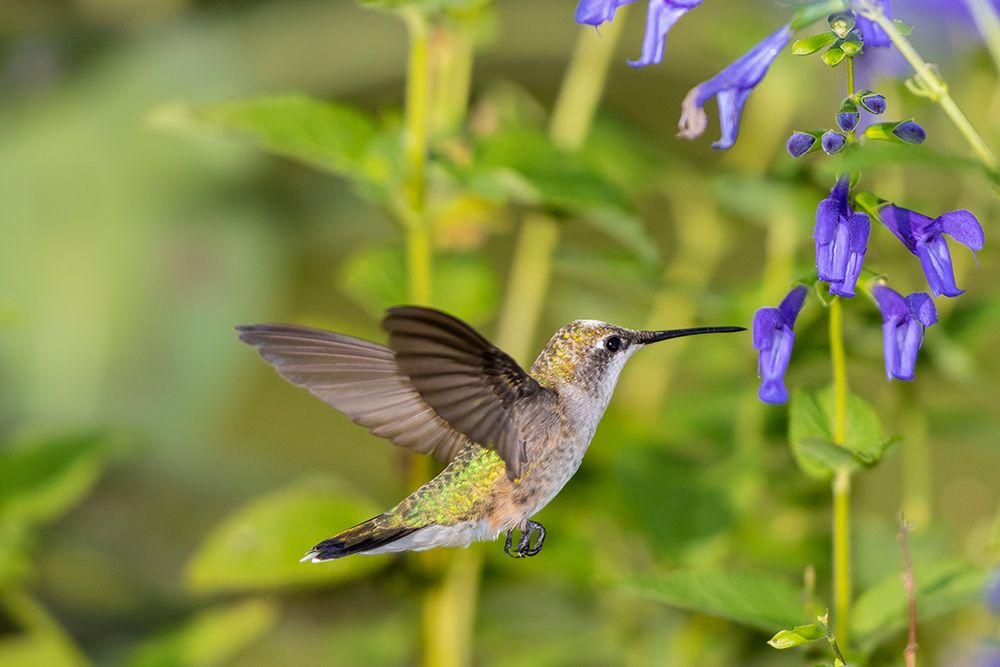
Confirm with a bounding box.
[860,5,1000,179]
[964,0,1000,74]
[0,589,89,667]
[845,56,856,143]
[496,8,628,361]
[829,297,851,644]
[402,9,432,305]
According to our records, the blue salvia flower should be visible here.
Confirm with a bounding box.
[814,177,871,297]
[879,204,985,297]
[752,286,807,404]
[677,24,793,149]
[574,0,702,67]
[873,285,937,381]
[855,0,893,48]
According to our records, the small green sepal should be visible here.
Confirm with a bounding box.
[792,32,839,56]
[840,31,863,56]
[893,18,913,35]
[822,44,847,67]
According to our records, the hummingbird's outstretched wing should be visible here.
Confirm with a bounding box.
[236,324,471,463]
[383,306,553,480]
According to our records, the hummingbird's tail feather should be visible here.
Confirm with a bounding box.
[300,518,421,563]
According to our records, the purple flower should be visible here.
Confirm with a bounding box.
[856,1,893,48]
[880,205,985,297]
[752,286,807,404]
[574,0,636,26]
[677,24,792,150]
[858,92,886,115]
[986,568,1000,615]
[629,0,703,67]
[574,0,701,67]
[892,119,926,144]
[814,177,871,297]
[873,286,937,381]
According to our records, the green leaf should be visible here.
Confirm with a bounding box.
[0,433,113,525]
[788,386,887,479]
[338,245,499,325]
[893,18,913,35]
[0,635,72,667]
[792,33,839,56]
[768,623,826,649]
[821,44,847,67]
[851,561,987,655]
[790,0,850,31]
[126,599,278,667]
[153,96,392,193]
[625,570,806,632]
[186,477,384,593]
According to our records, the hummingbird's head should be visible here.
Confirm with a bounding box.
[531,320,744,399]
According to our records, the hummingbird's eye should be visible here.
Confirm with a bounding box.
[603,335,622,352]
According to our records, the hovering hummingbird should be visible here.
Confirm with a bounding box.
[238,307,743,560]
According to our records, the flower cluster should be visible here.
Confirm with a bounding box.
[571,1,986,404]
[746,4,984,403]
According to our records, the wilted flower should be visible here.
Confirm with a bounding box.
[880,204,985,297]
[574,0,702,67]
[873,285,937,381]
[752,286,807,404]
[677,24,793,149]
[815,177,871,297]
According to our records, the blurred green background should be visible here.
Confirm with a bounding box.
[1,0,998,665]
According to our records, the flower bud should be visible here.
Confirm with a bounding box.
[822,130,847,155]
[857,90,887,114]
[828,12,856,39]
[786,131,819,158]
[837,98,860,132]
[892,119,926,144]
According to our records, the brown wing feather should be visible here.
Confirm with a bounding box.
[236,324,469,463]
[383,306,551,479]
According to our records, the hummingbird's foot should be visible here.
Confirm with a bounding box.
[503,520,546,558]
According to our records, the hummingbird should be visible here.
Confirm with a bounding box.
[237,307,743,561]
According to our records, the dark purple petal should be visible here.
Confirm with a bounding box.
[711,88,753,150]
[893,120,926,144]
[938,209,985,252]
[829,213,870,297]
[879,204,925,253]
[575,0,637,26]
[848,212,871,253]
[758,327,794,403]
[628,0,702,67]
[916,235,963,297]
[873,284,909,321]
[837,111,860,132]
[787,131,817,157]
[905,292,938,327]
[751,308,780,350]
[822,131,848,154]
[881,319,900,380]
[829,176,850,210]
[815,178,852,281]
[859,93,887,114]
[778,285,808,324]
[893,316,924,380]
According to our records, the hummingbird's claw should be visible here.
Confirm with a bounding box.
[503,520,546,558]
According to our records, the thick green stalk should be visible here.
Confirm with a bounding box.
[496,9,628,361]
[860,6,1000,179]
[403,9,432,305]
[829,297,851,644]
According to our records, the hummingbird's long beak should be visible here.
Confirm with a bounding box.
[636,326,746,345]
